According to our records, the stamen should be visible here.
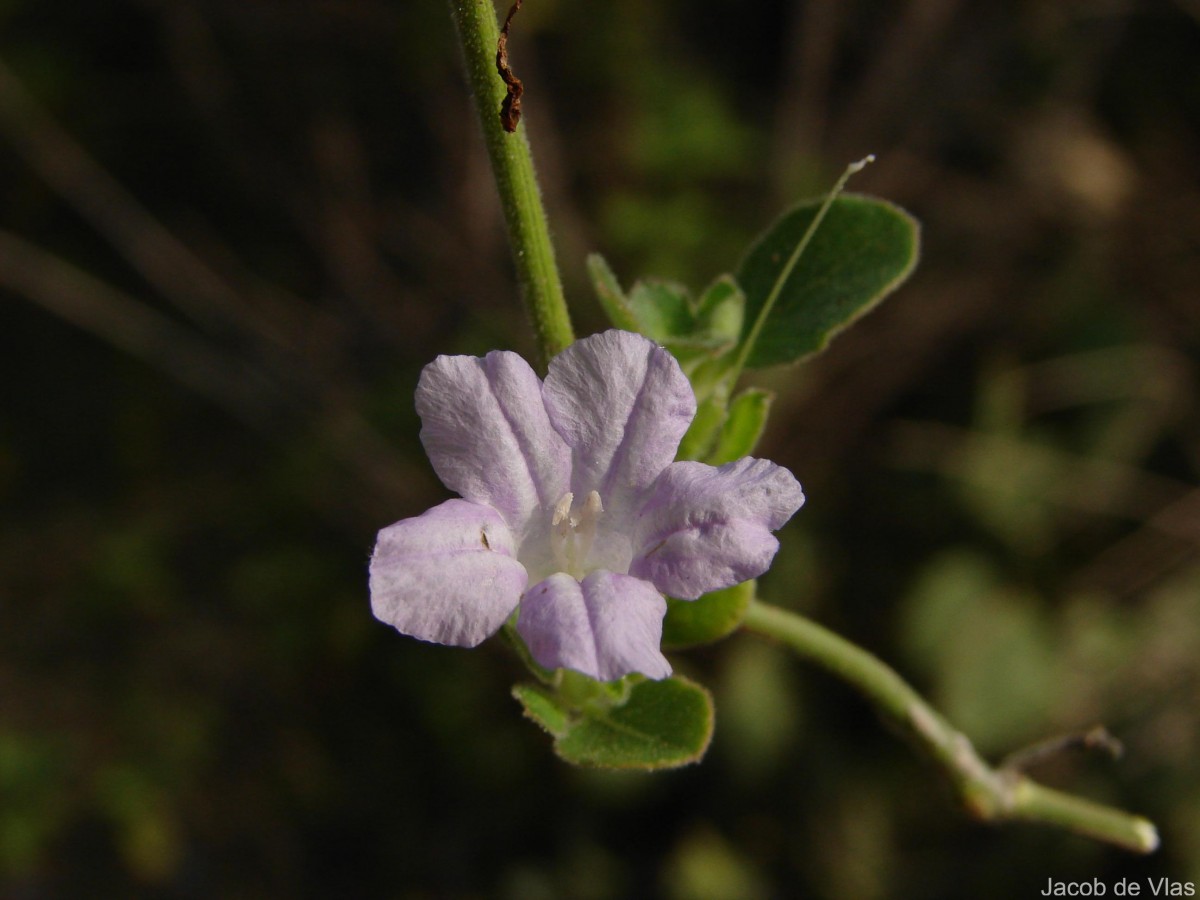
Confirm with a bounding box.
[575,491,603,571]
[552,492,574,528]
[551,492,574,570]
[547,490,604,578]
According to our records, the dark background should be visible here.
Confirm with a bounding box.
[2,1,1198,896]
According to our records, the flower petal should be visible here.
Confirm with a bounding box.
[631,458,804,599]
[417,350,570,536]
[370,499,527,647]
[543,331,695,517]
[516,571,671,681]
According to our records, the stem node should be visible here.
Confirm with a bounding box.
[742,599,1158,854]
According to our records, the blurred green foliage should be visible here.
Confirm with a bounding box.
[1,0,1199,896]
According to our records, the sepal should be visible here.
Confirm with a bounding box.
[662,580,756,650]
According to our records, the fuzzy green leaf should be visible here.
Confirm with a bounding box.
[512,682,571,734]
[737,193,919,368]
[627,280,696,343]
[513,675,714,770]
[709,389,772,465]
[695,275,745,347]
[587,253,640,332]
[676,392,728,461]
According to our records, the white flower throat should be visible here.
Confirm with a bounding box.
[550,490,603,578]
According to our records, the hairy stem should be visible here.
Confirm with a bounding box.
[447,0,575,366]
[742,599,1159,854]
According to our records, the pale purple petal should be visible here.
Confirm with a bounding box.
[631,458,804,599]
[543,331,695,517]
[416,350,570,536]
[370,499,527,647]
[516,571,672,681]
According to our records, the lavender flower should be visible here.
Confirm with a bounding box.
[369,330,804,681]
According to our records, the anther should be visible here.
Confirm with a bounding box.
[549,496,573,532]
[548,491,605,578]
[552,492,574,528]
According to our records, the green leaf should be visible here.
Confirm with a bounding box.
[513,681,572,733]
[708,389,772,464]
[694,275,745,347]
[684,355,734,401]
[587,252,701,347]
[587,253,745,367]
[513,675,714,770]
[628,280,696,343]
[676,392,727,461]
[662,580,756,649]
[587,253,640,333]
[736,193,919,368]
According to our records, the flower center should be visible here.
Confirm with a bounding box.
[550,490,604,579]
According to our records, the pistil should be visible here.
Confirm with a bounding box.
[548,490,604,578]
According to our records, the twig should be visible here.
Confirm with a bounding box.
[0,54,291,352]
[0,229,280,426]
[1,225,423,520]
[742,599,1159,853]
[1001,726,1124,773]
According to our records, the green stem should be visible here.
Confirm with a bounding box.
[741,599,1159,854]
[447,0,575,366]
[500,621,555,685]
